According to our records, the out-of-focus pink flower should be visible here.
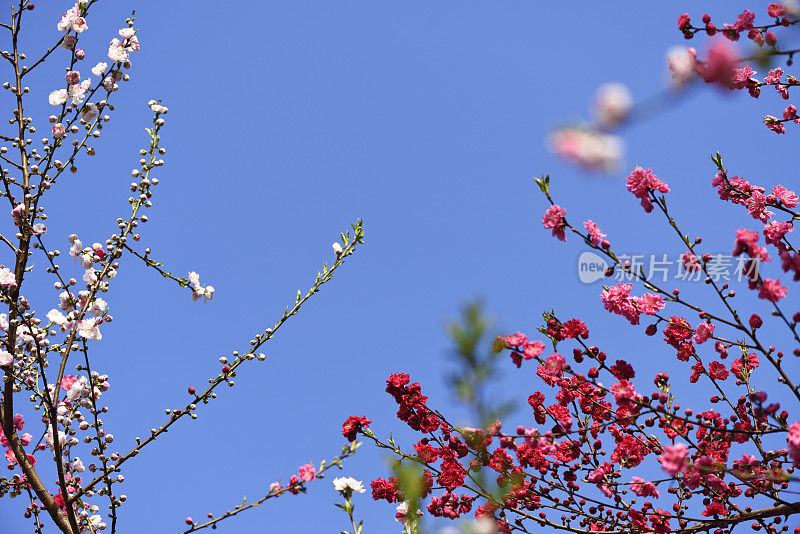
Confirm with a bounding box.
[593,83,632,127]
[658,443,689,476]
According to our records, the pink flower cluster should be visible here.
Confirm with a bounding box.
[600,283,664,325]
[625,167,670,213]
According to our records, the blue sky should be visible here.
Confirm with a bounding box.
[4,1,800,532]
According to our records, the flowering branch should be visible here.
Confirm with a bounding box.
[180,442,361,534]
[70,220,364,505]
[0,3,366,533]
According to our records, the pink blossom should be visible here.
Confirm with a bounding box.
[658,443,689,476]
[667,46,697,86]
[583,220,606,246]
[750,29,765,47]
[712,172,756,205]
[681,251,702,272]
[764,116,786,134]
[542,205,567,241]
[746,191,774,221]
[298,463,316,482]
[730,65,755,90]
[61,375,78,391]
[734,10,756,31]
[0,351,12,366]
[610,379,640,407]
[733,228,770,262]
[503,332,528,347]
[522,340,545,360]
[696,43,737,86]
[765,31,778,46]
[765,67,783,85]
[600,283,640,325]
[708,361,729,380]
[693,322,714,344]
[637,293,665,315]
[758,278,788,302]
[625,167,670,213]
[543,353,565,375]
[630,476,660,498]
[763,221,793,248]
[773,185,798,208]
[781,250,800,281]
[788,422,800,467]
[768,3,788,18]
[731,353,760,379]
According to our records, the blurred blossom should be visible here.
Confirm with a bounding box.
[784,0,800,16]
[395,501,423,524]
[593,82,633,127]
[472,518,499,534]
[667,46,697,86]
[549,126,624,172]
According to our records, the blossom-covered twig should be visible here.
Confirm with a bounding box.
[180,442,360,533]
[70,221,364,504]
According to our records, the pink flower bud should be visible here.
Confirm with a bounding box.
[765,31,777,46]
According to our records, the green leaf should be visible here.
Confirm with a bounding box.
[491,336,505,353]
[533,174,551,194]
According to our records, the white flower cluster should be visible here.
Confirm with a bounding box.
[189,271,215,301]
[57,1,88,34]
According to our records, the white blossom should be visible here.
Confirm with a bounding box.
[77,318,102,341]
[91,62,108,76]
[49,89,69,106]
[332,477,365,493]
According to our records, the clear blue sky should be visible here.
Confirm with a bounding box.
[4,1,798,532]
